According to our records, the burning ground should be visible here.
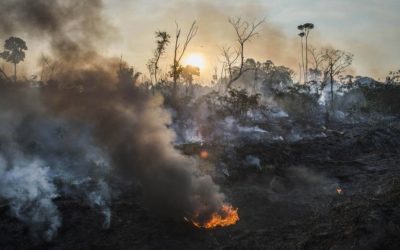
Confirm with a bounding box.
[1,0,400,249]
[1,109,400,249]
[0,61,400,249]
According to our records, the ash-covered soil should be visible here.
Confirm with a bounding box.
[1,121,400,250]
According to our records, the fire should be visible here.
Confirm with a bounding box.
[188,204,239,229]
[200,150,209,159]
[336,187,343,195]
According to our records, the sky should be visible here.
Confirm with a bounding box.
[101,0,400,81]
[5,0,400,82]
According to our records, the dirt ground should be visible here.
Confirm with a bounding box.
[1,121,400,250]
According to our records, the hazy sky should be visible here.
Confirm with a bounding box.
[100,0,400,81]
[9,0,400,81]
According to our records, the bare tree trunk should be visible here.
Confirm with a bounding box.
[301,37,305,83]
[172,30,179,98]
[226,43,244,89]
[40,68,44,82]
[154,60,158,84]
[253,66,258,93]
[226,17,264,89]
[330,62,334,107]
[298,63,302,83]
[171,21,198,98]
[305,35,308,83]
[14,63,17,82]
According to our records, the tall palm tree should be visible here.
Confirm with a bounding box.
[298,30,305,83]
[304,23,314,82]
[297,23,314,82]
[0,37,27,82]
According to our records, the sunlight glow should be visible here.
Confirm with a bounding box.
[184,53,205,70]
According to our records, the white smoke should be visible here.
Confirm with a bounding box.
[0,90,112,241]
[0,159,60,241]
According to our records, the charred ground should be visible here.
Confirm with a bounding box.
[1,1,400,249]
[1,115,400,249]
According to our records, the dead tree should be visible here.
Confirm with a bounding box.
[39,55,50,82]
[226,17,264,89]
[220,46,239,84]
[308,46,324,80]
[171,21,198,96]
[321,48,353,105]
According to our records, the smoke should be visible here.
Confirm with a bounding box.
[0,0,229,240]
[0,160,60,241]
[0,87,112,240]
[41,80,227,221]
[0,0,116,75]
[125,0,301,75]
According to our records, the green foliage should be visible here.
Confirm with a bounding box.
[181,65,200,84]
[202,88,261,121]
[386,70,400,85]
[261,64,294,87]
[118,64,141,89]
[0,36,28,80]
[147,31,170,83]
[0,37,27,64]
[169,61,184,81]
[274,84,321,121]
[361,83,400,115]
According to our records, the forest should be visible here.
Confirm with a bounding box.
[0,0,400,249]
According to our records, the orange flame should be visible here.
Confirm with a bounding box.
[336,188,343,195]
[189,204,239,229]
[200,150,209,159]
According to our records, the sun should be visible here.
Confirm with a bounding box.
[184,53,205,70]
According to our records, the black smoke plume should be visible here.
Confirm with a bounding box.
[0,0,227,240]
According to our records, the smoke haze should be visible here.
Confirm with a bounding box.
[0,0,228,240]
[2,0,398,81]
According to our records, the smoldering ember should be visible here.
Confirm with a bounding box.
[0,0,400,249]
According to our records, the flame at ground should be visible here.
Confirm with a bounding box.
[188,204,239,229]
[200,150,209,159]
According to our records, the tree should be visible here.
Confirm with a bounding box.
[308,46,324,81]
[0,37,27,81]
[297,23,314,82]
[259,60,294,91]
[243,58,262,93]
[298,31,305,83]
[39,54,51,82]
[181,65,200,85]
[147,31,170,84]
[386,70,400,84]
[321,48,353,104]
[170,21,198,96]
[223,88,260,121]
[220,46,240,84]
[118,59,141,90]
[226,17,264,89]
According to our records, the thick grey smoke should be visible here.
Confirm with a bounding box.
[41,78,226,221]
[0,0,115,74]
[0,160,61,241]
[0,88,112,240]
[0,0,228,240]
